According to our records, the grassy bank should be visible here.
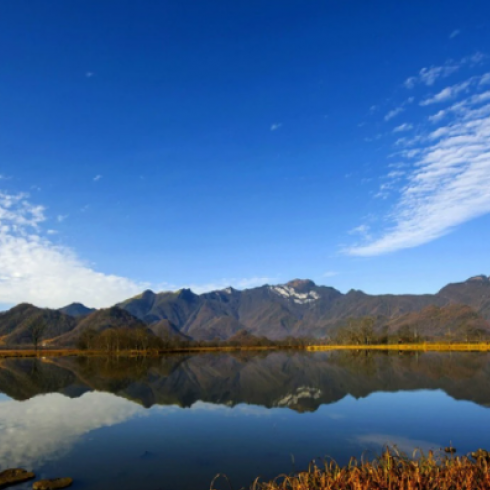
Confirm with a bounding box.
[221,448,490,490]
[1,342,490,358]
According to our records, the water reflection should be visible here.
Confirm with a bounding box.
[0,351,489,490]
[0,351,489,410]
[0,392,144,468]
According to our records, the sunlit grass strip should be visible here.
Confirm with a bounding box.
[222,448,490,490]
[306,343,490,352]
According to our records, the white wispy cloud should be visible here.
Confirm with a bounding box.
[56,214,68,222]
[347,70,490,256]
[323,271,338,278]
[403,53,485,89]
[384,97,414,121]
[428,109,447,123]
[348,224,372,240]
[420,78,474,105]
[393,123,413,133]
[93,174,102,181]
[449,29,461,39]
[426,89,490,124]
[385,107,404,121]
[270,123,282,131]
[0,191,145,307]
[404,65,459,89]
[479,73,490,86]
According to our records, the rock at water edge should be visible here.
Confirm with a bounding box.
[0,469,35,489]
[33,478,73,490]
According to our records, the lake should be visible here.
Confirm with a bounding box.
[0,350,490,490]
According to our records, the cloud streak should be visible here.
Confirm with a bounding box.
[384,98,414,122]
[347,75,490,256]
[393,123,413,133]
[403,53,485,89]
[419,74,490,106]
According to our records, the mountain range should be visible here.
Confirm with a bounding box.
[0,275,490,346]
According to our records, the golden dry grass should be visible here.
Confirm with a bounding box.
[217,448,490,490]
[306,343,490,352]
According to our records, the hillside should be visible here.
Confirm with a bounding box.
[0,304,77,346]
[55,307,147,345]
[383,304,490,341]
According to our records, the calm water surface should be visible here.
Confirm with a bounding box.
[1,351,490,490]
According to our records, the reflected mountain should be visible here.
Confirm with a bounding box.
[1,351,490,412]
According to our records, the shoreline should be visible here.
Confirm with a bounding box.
[1,342,490,358]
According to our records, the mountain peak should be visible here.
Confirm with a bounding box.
[466,275,490,283]
[285,279,316,291]
[58,302,95,318]
[177,288,196,299]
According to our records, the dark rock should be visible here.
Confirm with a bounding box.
[0,469,35,489]
[33,478,73,490]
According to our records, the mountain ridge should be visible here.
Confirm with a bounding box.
[0,275,489,346]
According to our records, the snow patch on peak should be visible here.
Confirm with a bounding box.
[269,285,320,304]
[275,386,322,408]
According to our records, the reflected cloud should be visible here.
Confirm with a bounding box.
[0,392,144,468]
[189,400,272,417]
[355,433,439,454]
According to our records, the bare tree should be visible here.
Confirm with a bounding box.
[28,315,46,351]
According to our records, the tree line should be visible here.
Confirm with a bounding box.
[333,316,490,345]
[76,327,316,352]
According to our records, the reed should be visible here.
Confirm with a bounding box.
[219,448,490,490]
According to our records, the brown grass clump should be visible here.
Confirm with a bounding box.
[216,448,490,490]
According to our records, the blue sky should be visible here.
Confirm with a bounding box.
[1,0,490,308]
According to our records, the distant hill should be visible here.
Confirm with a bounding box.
[0,303,77,346]
[58,303,96,318]
[55,307,147,345]
[2,275,490,346]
